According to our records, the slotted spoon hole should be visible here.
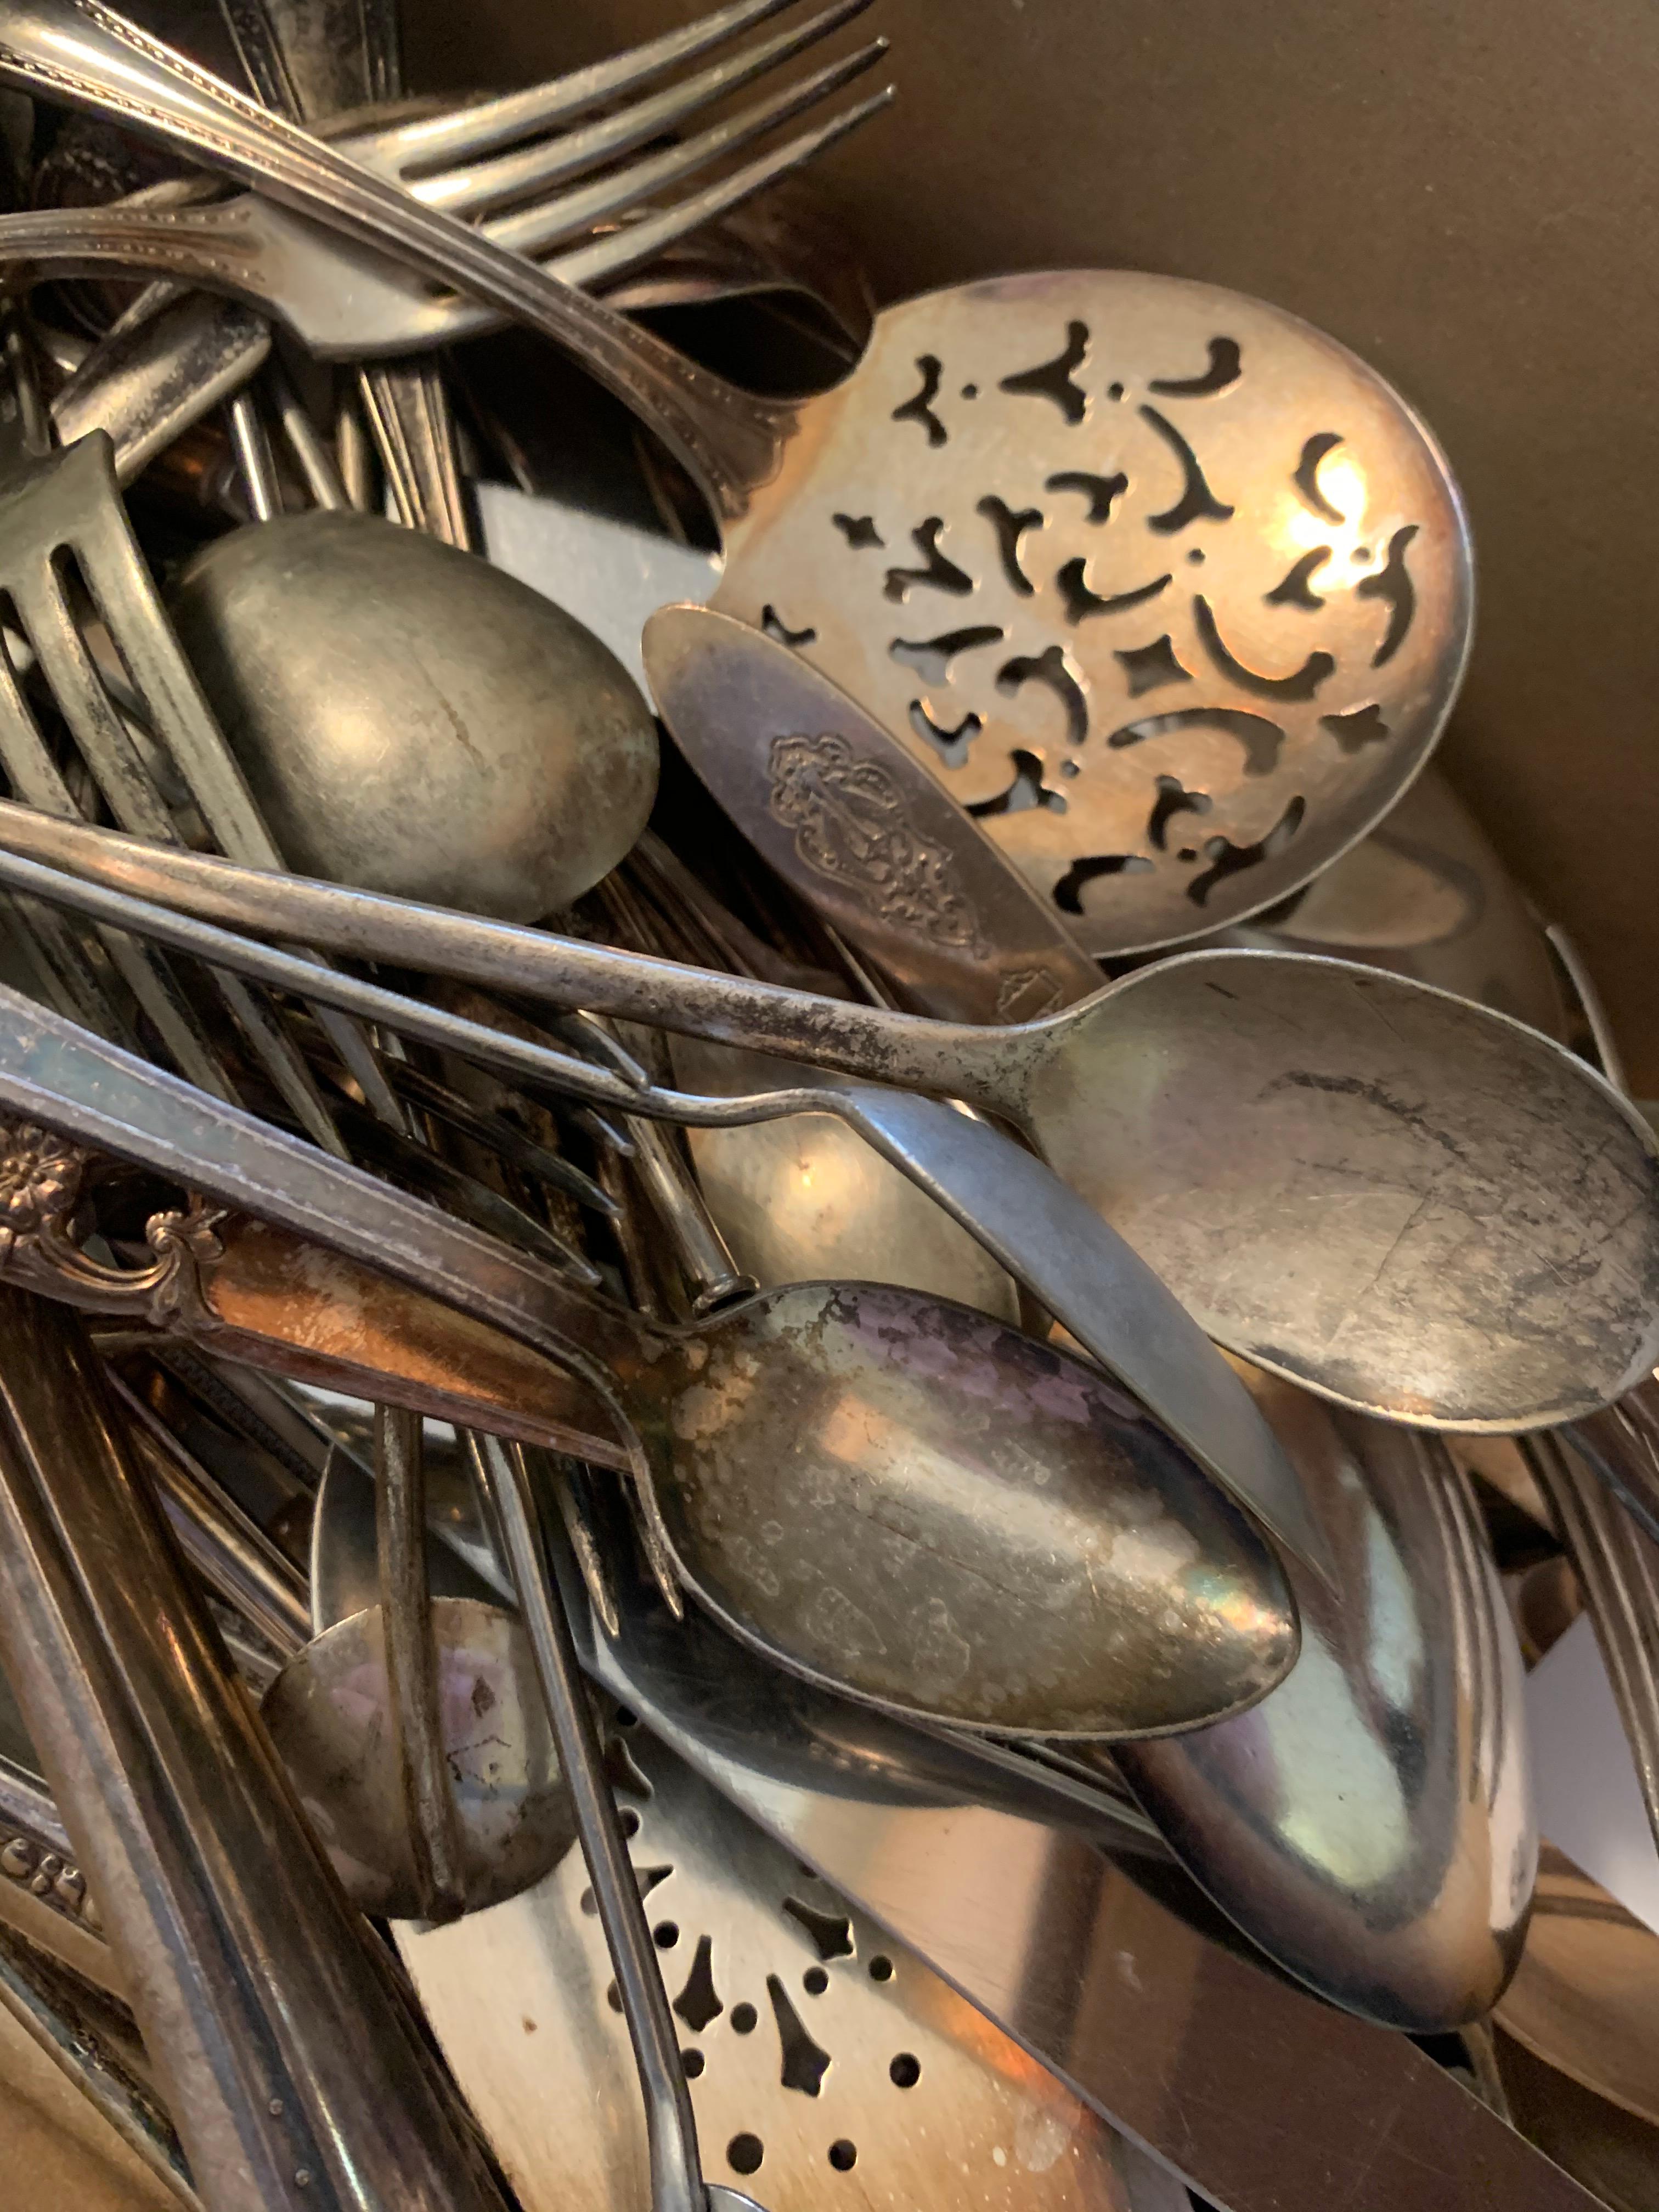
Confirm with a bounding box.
[682,2048,705,2079]
[828,2140,857,2171]
[803,1966,828,1996]
[730,2002,758,2035]
[889,2052,920,2089]
[868,1956,893,1983]
[653,1920,680,1949]
[727,2133,764,2176]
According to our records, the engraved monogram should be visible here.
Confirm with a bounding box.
[766,730,984,953]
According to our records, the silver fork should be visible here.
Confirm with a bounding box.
[1,0,887,355]
[37,0,884,491]
[217,0,472,544]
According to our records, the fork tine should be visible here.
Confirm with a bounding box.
[545,81,893,297]
[376,0,806,174]
[477,39,887,262]
[0,592,242,1100]
[60,435,409,1129]
[416,0,877,222]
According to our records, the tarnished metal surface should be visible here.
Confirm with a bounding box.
[670,1034,1020,1323]
[262,1596,575,1920]
[25,824,1658,1432]
[0,987,1297,1738]
[170,511,659,921]
[1216,765,1573,1038]
[1114,1367,1535,2031]
[645,604,1103,1023]
[633,1278,1294,1737]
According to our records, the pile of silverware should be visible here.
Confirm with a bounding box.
[0,2,1650,2208]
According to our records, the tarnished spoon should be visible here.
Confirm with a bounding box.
[261,1594,575,1918]
[13,805,1658,1433]
[169,509,659,921]
[0,984,1299,1740]
[1110,1363,1535,2032]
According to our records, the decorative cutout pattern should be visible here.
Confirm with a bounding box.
[714,272,1470,953]
[883,518,973,605]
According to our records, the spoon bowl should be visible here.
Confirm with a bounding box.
[1113,1365,1534,2030]
[617,1277,1297,1736]
[261,1594,576,1918]
[171,509,659,921]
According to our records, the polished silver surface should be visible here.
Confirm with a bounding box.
[398,1714,1136,2212]
[31,817,1659,1434]
[171,509,659,921]
[1114,1364,1536,2031]
[705,274,1472,956]
[262,1594,575,1919]
[0,984,1299,1740]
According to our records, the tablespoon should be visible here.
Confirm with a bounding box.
[0,981,1299,1738]
[0,817,1326,1580]
[25,810,1659,1432]
[167,507,661,918]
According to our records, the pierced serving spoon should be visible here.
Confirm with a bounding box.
[0,981,1299,1739]
[0,0,1468,954]
[17,806,1658,1433]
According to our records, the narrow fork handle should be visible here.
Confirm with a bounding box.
[0,0,795,517]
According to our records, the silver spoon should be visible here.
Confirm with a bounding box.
[1111,1362,1535,2032]
[0,811,1326,1583]
[21,811,1659,1433]
[0,982,1300,1739]
[168,508,660,921]
[260,1591,575,1918]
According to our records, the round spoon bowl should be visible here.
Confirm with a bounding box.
[1028,952,1659,1427]
[171,509,659,921]
[636,1278,1299,1737]
[263,1594,575,1918]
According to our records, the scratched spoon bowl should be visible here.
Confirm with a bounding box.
[22,815,1659,1433]
[604,1276,1298,1737]
[261,1594,577,1918]
[0,981,1299,1738]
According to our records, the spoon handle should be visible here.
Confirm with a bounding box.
[0,803,1031,1118]
[0,981,669,1465]
[0,0,797,518]
[475,1435,714,2212]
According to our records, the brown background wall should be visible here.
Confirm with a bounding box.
[407,0,1659,1079]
